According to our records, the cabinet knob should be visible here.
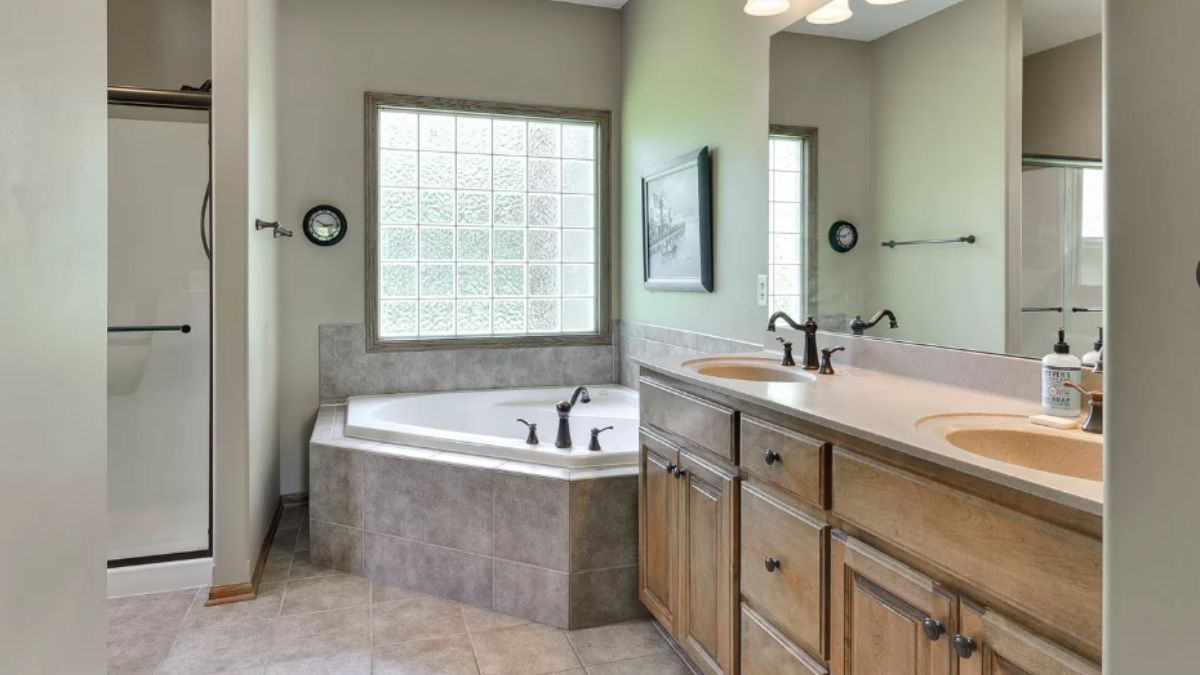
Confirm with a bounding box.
[922,618,945,641]
[763,449,781,465]
[664,462,676,474]
[953,634,977,659]
[764,557,780,573]
[672,467,686,479]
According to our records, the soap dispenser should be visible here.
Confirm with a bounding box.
[1041,329,1082,417]
[1080,328,1103,393]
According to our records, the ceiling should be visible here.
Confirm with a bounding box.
[784,0,1101,55]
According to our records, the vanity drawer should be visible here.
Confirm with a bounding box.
[740,482,828,660]
[740,415,828,508]
[832,449,1102,661]
[741,603,828,675]
[639,377,737,463]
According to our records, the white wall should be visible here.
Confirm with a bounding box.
[211,0,280,587]
[1105,1,1200,670]
[0,0,109,670]
[1024,34,1102,160]
[275,0,623,494]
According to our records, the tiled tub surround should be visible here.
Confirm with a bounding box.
[319,323,616,401]
[309,405,643,630]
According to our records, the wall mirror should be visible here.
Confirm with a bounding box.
[767,0,1103,359]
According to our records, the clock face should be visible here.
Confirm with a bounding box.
[829,220,858,253]
[303,204,347,246]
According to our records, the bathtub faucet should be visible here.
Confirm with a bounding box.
[555,386,592,448]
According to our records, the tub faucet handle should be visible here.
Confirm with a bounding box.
[516,418,539,445]
[588,426,614,451]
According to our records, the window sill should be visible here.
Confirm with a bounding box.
[367,331,612,353]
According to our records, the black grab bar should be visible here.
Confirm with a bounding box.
[108,325,192,334]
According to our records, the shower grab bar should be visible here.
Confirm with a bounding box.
[881,235,976,248]
[1021,306,1063,313]
[255,219,294,239]
[108,324,192,334]
[1071,306,1103,313]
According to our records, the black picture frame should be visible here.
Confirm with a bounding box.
[641,146,713,292]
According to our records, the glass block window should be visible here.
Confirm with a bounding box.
[369,96,607,345]
[768,133,813,318]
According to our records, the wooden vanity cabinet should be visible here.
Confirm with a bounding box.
[638,430,680,634]
[955,600,1100,675]
[829,532,954,675]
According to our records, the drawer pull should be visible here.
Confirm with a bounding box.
[764,556,781,573]
[763,449,781,465]
[922,617,945,641]
[953,634,977,658]
[664,462,677,474]
[673,467,686,479]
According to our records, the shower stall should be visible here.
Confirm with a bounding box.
[106,85,213,595]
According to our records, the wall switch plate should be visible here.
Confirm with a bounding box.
[756,274,768,306]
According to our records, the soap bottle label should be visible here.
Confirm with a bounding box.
[1042,365,1081,413]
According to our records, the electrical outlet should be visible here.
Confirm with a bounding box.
[756,274,768,306]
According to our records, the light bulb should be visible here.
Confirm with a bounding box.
[806,0,853,25]
[744,0,791,17]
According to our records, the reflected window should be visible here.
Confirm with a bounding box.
[768,130,814,317]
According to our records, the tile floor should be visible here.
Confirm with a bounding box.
[108,504,692,674]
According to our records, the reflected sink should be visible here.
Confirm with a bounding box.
[682,356,817,383]
[919,414,1102,481]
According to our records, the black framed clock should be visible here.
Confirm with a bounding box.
[303,204,348,247]
[829,220,858,253]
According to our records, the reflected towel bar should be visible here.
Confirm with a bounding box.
[1021,307,1063,313]
[108,325,192,334]
[881,235,976,248]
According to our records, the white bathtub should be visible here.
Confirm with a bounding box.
[345,385,639,468]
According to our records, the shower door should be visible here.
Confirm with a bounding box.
[107,114,211,563]
[1017,158,1105,358]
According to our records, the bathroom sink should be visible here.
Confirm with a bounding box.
[682,356,817,383]
[918,414,1102,481]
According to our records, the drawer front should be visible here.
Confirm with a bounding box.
[740,482,828,660]
[740,415,828,507]
[741,603,828,675]
[832,449,1102,661]
[640,377,737,463]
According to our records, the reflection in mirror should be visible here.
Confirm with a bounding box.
[767,0,1103,359]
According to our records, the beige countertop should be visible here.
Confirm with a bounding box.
[635,352,1103,517]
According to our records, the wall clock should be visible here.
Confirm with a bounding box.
[303,204,348,247]
[829,220,858,253]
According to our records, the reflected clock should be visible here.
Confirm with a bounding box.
[303,204,348,247]
[829,220,858,253]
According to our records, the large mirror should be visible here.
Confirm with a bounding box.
[767,0,1103,359]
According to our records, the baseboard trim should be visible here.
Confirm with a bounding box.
[107,557,213,599]
[205,496,285,606]
[281,491,309,507]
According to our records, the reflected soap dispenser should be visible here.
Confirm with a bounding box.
[1080,328,1104,393]
[1042,329,1082,417]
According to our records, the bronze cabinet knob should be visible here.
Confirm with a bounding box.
[953,634,977,658]
[764,557,780,573]
[664,462,676,474]
[922,618,945,641]
[763,450,780,465]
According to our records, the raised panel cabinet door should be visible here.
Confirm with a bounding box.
[956,599,1100,675]
[677,449,739,675]
[742,603,829,675]
[639,430,680,634]
[830,532,954,675]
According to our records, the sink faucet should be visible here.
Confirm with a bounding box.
[850,309,899,336]
[555,386,591,449]
[767,313,820,370]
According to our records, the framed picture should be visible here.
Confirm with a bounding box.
[642,146,713,292]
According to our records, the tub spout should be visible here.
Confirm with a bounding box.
[555,386,591,449]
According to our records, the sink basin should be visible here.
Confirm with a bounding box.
[682,356,816,383]
[923,416,1102,481]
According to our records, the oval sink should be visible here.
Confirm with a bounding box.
[682,356,816,383]
[943,427,1102,481]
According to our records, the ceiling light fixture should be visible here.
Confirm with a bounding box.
[806,0,853,25]
[743,0,791,17]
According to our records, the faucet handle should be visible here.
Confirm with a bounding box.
[776,336,796,367]
[588,426,614,451]
[516,418,539,445]
[819,346,845,375]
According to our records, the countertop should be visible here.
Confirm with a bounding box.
[635,352,1103,517]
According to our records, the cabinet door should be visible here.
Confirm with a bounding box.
[639,430,680,634]
[677,449,739,675]
[830,532,954,675]
[956,600,1100,675]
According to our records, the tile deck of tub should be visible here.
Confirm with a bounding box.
[107,503,693,675]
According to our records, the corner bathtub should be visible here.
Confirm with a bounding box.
[345,385,639,468]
